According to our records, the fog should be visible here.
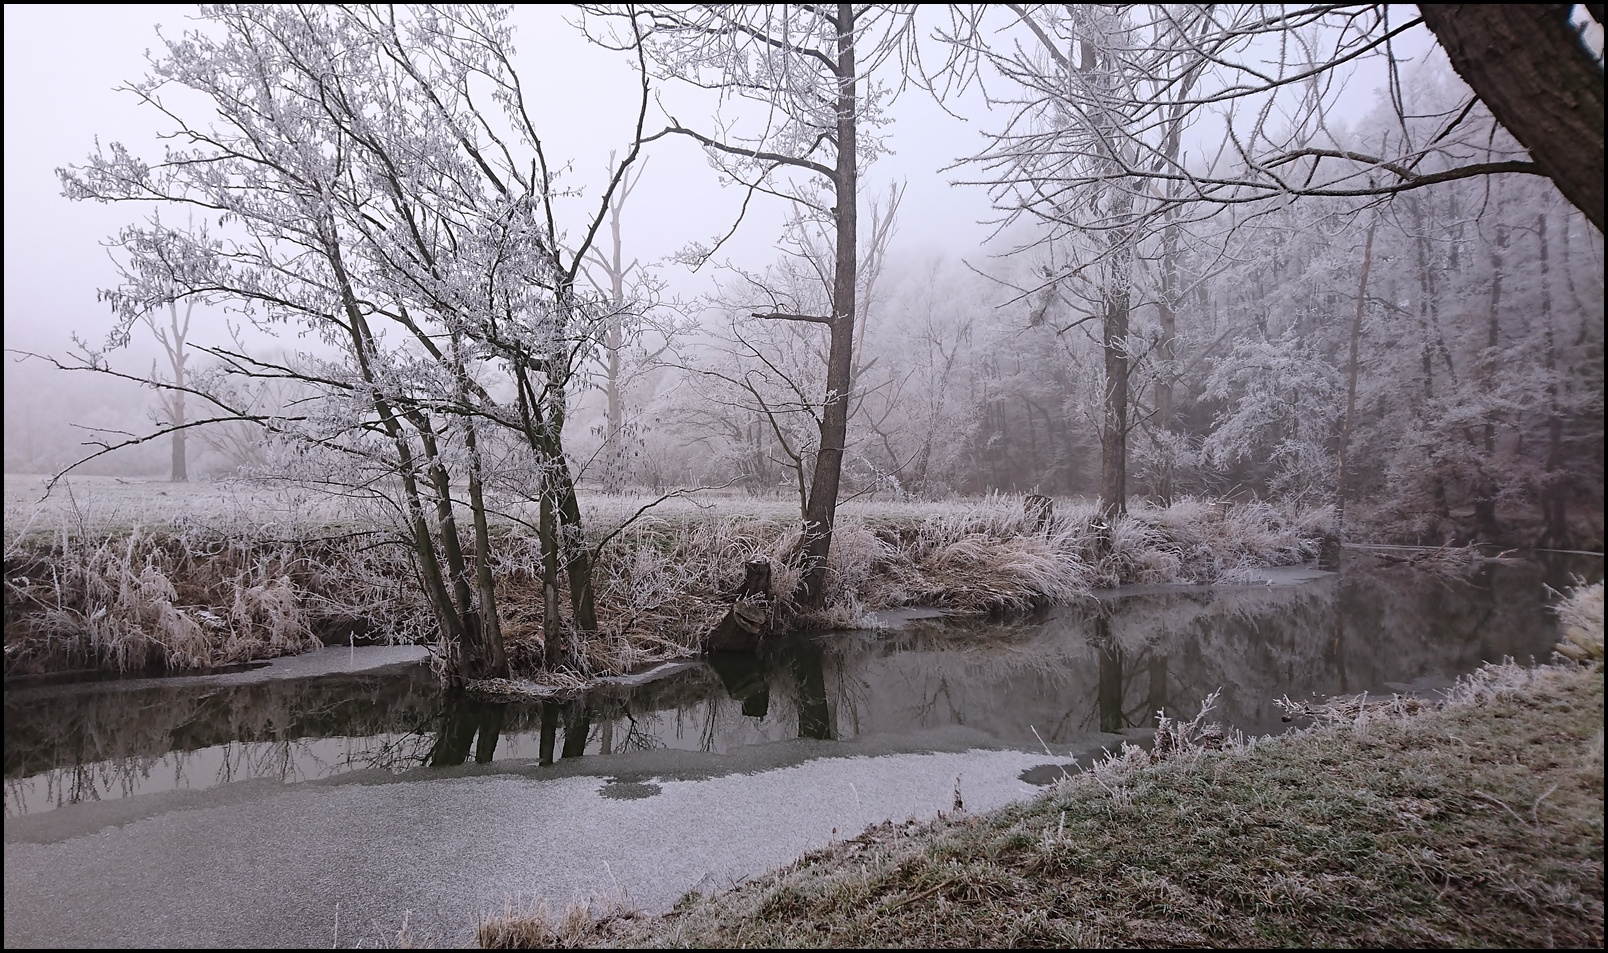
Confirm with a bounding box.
[3,6,1601,552]
[4,5,996,476]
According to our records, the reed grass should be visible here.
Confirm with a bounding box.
[4,481,1325,679]
[1554,580,1605,663]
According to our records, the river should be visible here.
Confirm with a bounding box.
[3,555,1597,947]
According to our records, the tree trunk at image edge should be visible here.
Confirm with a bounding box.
[1419,4,1604,233]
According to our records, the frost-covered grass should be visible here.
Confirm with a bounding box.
[491,657,1604,949]
[3,476,1325,679]
[3,473,360,541]
[1555,581,1605,663]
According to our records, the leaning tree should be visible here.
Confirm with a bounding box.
[54,3,652,682]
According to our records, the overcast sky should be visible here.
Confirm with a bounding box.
[3,4,1003,365]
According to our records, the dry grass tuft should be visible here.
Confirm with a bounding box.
[477,894,644,949]
[1554,581,1605,663]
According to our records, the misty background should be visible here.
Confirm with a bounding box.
[4,5,1602,549]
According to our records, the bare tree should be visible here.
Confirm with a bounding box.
[583,155,675,494]
[51,4,652,682]
[582,3,917,608]
[143,299,193,482]
[938,4,1600,237]
[945,5,1202,517]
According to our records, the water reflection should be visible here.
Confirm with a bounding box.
[428,699,507,767]
[5,557,1597,815]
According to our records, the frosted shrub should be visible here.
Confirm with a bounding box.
[1555,581,1604,663]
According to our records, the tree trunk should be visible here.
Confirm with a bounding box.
[1096,615,1124,733]
[1155,223,1177,506]
[1536,212,1570,549]
[1335,216,1378,537]
[1418,4,1604,232]
[464,422,507,679]
[1475,219,1508,539]
[540,476,564,671]
[796,2,859,610]
[328,238,477,684]
[706,555,774,653]
[1099,261,1131,520]
[170,405,187,483]
[164,301,190,483]
[604,170,628,493]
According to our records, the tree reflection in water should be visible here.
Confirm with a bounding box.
[6,558,1595,815]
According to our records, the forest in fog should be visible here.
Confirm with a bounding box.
[5,5,1602,552]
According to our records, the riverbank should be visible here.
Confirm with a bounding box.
[3,477,1325,681]
[478,586,1605,949]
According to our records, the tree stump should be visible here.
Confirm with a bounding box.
[1025,494,1054,535]
[705,555,773,652]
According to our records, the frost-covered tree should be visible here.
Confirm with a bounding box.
[582,3,918,608]
[54,4,652,681]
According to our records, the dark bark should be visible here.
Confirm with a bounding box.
[539,700,559,766]
[1419,4,1605,232]
[428,698,506,767]
[1100,255,1131,519]
[327,235,477,682]
[706,555,774,653]
[512,351,598,671]
[796,3,859,609]
[1096,616,1124,733]
[562,702,592,759]
[1335,217,1378,536]
[791,641,833,740]
[1475,219,1508,539]
[1536,212,1571,549]
[464,425,507,679]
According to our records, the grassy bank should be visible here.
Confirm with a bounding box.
[479,586,1606,949]
[4,476,1324,679]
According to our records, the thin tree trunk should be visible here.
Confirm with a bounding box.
[1155,223,1177,506]
[164,301,191,483]
[1475,221,1508,539]
[464,422,507,679]
[327,234,472,680]
[1537,212,1570,548]
[540,483,563,670]
[1335,216,1378,537]
[604,166,629,492]
[1100,269,1131,520]
[170,397,187,482]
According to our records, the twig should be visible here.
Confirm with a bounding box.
[1530,783,1559,827]
[885,881,948,911]
[1030,724,1072,781]
[1472,790,1531,828]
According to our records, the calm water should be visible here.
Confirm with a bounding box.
[5,556,1596,817]
[5,556,1599,948]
